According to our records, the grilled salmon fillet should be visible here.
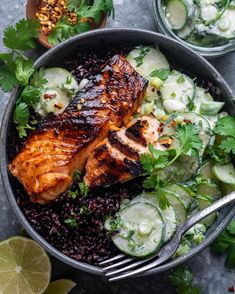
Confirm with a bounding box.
[9,55,148,204]
[84,116,164,188]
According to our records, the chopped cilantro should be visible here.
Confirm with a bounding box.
[79,182,89,197]
[169,266,201,294]
[211,220,235,267]
[64,218,78,228]
[177,74,185,84]
[150,68,170,80]
[68,190,78,199]
[134,47,150,67]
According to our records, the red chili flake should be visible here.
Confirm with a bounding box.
[228,286,235,292]
[157,127,163,133]
[170,120,177,127]
[183,119,192,124]
[160,122,164,127]
[44,93,56,99]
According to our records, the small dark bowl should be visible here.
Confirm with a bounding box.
[26,0,107,49]
[1,29,235,277]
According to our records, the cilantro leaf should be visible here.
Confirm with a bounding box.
[214,116,235,138]
[150,68,170,80]
[211,220,235,268]
[226,244,235,267]
[169,266,201,294]
[68,190,78,199]
[219,137,235,154]
[13,103,29,126]
[3,19,40,51]
[0,63,18,92]
[20,85,41,107]
[134,46,150,67]
[76,0,105,24]
[30,67,47,88]
[15,57,34,86]
[16,124,36,139]
[175,124,202,156]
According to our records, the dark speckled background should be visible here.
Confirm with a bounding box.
[0,0,235,293]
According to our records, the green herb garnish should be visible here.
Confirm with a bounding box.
[211,220,235,267]
[140,123,202,209]
[64,218,78,228]
[48,0,115,46]
[177,74,185,84]
[214,116,235,156]
[134,46,150,67]
[150,68,170,80]
[169,266,201,294]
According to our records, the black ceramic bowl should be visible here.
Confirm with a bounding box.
[1,28,235,277]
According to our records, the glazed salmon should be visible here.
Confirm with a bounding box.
[84,116,163,189]
[9,55,148,204]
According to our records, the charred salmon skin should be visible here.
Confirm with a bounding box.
[9,55,148,204]
[84,116,163,189]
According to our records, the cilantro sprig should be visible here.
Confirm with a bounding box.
[0,19,40,92]
[214,116,235,156]
[140,123,202,209]
[48,0,115,46]
[211,220,235,267]
[169,266,201,294]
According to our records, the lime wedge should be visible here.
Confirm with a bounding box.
[44,279,76,294]
[0,236,51,294]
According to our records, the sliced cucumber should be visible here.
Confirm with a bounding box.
[35,68,79,116]
[44,68,79,96]
[158,153,199,183]
[213,163,235,185]
[126,47,170,78]
[209,8,235,39]
[162,189,187,224]
[198,161,219,182]
[198,181,222,200]
[166,0,189,30]
[131,192,178,242]
[200,101,224,116]
[200,4,218,22]
[111,202,165,257]
[220,182,235,195]
[165,184,194,209]
[160,71,196,109]
[197,195,217,227]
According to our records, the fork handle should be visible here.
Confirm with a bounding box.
[179,191,235,235]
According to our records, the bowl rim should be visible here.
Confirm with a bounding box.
[152,0,235,58]
[1,28,235,277]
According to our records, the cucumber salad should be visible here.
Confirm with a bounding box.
[161,0,235,47]
[105,46,235,258]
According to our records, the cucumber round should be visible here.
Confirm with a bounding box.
[213,163,235,185]
[112,202,165,257]
[131,192,178,242]
[197,195,217,227]
[166,0,189,30]
[160,71,195,108]
[197,161,218,181]
[209,8,235,39]
[162,189,187,224]
[126,47,170,78]
[44,68,79,95]
[158,153,199,183]
[165,184,194,209]
[198,181,222,200]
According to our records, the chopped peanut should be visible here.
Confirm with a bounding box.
[36,0,77,36]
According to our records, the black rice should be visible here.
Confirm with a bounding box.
[8,46,222,264]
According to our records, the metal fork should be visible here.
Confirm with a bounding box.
[99,191,235,282]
